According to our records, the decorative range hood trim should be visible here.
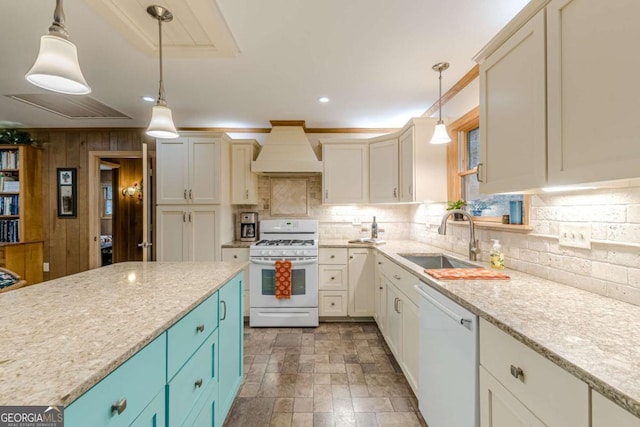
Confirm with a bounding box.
[251,123,323,175]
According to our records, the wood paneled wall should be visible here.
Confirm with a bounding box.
[32,129,152,281]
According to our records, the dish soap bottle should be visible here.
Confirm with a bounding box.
[371,216,378,239]
[490,239,505,270]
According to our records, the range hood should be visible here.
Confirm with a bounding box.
[251,121,323,174]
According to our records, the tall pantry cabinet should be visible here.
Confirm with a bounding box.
[155,133,233,262]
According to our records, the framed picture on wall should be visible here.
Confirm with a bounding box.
[57,168,77,218]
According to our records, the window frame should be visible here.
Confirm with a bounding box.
[446,107,529,225]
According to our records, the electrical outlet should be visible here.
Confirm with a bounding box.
[43,262,50,272]
[352,217,361,226]
[559,223,591,249]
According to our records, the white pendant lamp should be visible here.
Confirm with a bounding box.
[146,5,179,139]
[25,0,91,95]
[430,62,451,145]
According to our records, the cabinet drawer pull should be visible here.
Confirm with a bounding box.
[393,187,397,197]
[330,255,335,259]
[183,212,186,223]
[245,189,249,199]
[510,365,524,382]
[188,212,192,222]
[220,300,227,321]
[195,378,203,388]
[476,163,483,183]
[196,324,205,333]
[393,274,401,280]
[189,189,193,200]
[111,398,127,415]
[184,189,187,200]
[378,261,382,265]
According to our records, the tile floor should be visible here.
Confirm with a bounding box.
[223,322,428,427]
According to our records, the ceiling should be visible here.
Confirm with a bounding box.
[0,0,529,131]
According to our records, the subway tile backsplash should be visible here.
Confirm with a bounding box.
[233,176,640,306]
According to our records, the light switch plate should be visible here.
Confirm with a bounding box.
[43,262,50,272]
[559,223,591,249]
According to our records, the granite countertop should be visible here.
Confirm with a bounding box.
[0,261,246,406]
[320,239,640,417]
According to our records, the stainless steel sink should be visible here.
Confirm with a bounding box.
[398,253,477,269]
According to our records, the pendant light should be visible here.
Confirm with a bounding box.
[430,62,451,145]
[25,0,91,95]
[146,5,179,139]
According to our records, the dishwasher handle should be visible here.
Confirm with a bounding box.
[414,284,473,330]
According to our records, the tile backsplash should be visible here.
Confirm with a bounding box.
[233,177,640,306]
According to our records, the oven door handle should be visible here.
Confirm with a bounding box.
[251,259,317,266]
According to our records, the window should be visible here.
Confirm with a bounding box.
[102,184,113,217]
[447,108,526,224]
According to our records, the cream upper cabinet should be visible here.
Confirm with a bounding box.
[322,142,369,204]
[592,390,640,427]
[477,0,640,191]
[231,140,260,205]
[369,137,399,203]
[477,10,547,193]
[398,118,448,203]
[546,0,640,185]
[156,134,231,204]
[347,248,374,317]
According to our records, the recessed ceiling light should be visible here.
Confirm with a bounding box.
[141,96,155,103]
[318,96,330,103]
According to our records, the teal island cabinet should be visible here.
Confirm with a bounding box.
[65,271,244,427]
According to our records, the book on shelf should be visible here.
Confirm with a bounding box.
[0,150,19,170]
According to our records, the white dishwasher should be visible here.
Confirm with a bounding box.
[415,281,478,427]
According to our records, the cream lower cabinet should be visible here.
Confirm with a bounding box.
[378,254,419,394]
[369,137,399,203]
[592,390,640,427]
[479,319,588,427]
[322,142,369,204]
[373,252,386,335]
[319,248,348,317]
[347,248,374,317]
[221,247,250,317]
[157,206,218,262]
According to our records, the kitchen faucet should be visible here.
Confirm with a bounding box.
[438,209,478,261]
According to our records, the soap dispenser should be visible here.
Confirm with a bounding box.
[371,216,378,239]
[490,239,505,270]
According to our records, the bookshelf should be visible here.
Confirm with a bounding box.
[0,145,43,284]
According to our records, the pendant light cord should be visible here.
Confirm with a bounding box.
[49,0,69,39]
[438,69,443,124]
[157,16,166,106]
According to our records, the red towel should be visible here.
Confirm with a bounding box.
[425,268,510,280]
[275,260,292,299]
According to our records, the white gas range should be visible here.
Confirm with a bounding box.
[249,219,319,327]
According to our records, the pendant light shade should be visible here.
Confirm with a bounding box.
[147,105,179,139]
[430,62,451,145]
[146,5,179,139]
[25,0,91,95]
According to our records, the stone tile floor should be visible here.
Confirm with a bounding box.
[224,322,428,427]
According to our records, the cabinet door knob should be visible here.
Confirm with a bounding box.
[325,190,328,199]
[195,378,203,388]
[111,398,127,415]
[378,261,382,265]
[330,255,335,259]
[330,302,335,306]
[184,189,187,200]
[233,254,238,259]
[183,212,186,223]
[189,189,193,200]
[350,256,353,259]
[246,189,249,199]
[196,324,205,333]
[331,277,335,280]
[393,187,397,197]
[379,286,383,290]
[510,365,524,381]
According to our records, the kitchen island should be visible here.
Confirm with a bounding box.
[0,261,246,424]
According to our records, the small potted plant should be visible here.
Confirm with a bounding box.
[446,199,466,220]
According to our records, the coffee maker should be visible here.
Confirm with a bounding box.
[239,212,258,242]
